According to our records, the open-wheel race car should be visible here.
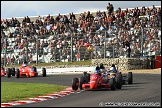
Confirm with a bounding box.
[1,67,16,77]
[106,70,133,85]
[5,65,46,78]
[1,67,6,77]
[72,71,123,91]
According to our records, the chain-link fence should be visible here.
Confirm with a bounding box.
[1,25,161,66]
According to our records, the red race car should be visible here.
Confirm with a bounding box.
[1,67,15,77]
[6,65,46,78]
[72,71,121,91]
[1,67,6,77]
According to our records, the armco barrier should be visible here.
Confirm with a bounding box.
[37,67,95,73]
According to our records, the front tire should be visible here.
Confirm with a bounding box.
[42,68,46,77]
[6,68,11,78]
[16,69,20,78]
[72,78,79,90]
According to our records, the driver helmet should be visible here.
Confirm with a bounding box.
[95,65,100,70]
[111,64,115,67]
[100,69,105,73]
[100,63,105,69]
[22,61,28,67]
[94,70,100,74]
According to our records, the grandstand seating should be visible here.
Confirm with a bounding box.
[1,5,161,64]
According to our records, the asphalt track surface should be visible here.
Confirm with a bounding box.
[1,73,161,107]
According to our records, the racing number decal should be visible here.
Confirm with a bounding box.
[22,68,25,72]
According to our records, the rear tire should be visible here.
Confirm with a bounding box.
[116,74,122,89]
[86,73,90,82]
[33,66,37,72]
[128,72,133,84]
[83,72,87,76]
[110,78,116,90]
[72,78,79,90]
[6,68,11,78]
[79,76,85,90]
[16,69,20,78]
[83,73,90,83]
[11,68,15,76]
[42,68,46,77]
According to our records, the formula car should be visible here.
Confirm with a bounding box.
[1,67,16,77]
[105,70,133,85]
[1,67,6,77]
[72,72,122,91]
[6,65,46,78]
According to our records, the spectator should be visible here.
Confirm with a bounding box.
[123,39,131,58]
[1,4,161,63]
[11,55,16,64]
[107,3,114,15]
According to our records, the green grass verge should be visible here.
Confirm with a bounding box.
[5,60,92,68]
[1,82,66,103]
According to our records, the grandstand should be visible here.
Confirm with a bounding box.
[1,4,161,65]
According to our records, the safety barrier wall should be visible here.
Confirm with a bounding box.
[35,57,156,73]
[91,58,149,70]
[36,58,149,73]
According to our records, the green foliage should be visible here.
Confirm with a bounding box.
[1,82,66,103]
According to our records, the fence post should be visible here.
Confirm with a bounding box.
[141,26,144,57]
[4,38,7,66]
[113,43,114,58]
[43,48,44,63]
[141,20,144,57]
[59,49,61,62]
[35,35,38,65]
[26,37,29,62]
[10,52,11,66]
[104,30,106,59]
[71,32,73,62]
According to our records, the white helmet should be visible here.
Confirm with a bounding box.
[22,63,27,67]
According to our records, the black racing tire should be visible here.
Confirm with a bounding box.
[33,66,37,72]
[110,78,116,90]
[122,76,126,85]
[15,68,20,78]
[86,73,90,82]
[79,76,85,90]
[6,68,11,78]
[83,72,87,76]
[116,74,122,89]
[83,73,90,83]
[128,72,133,84]
[11,68,15,76]
[72,78,79,90]
[42,68,46,77]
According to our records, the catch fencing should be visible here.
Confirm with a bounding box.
[1,19,161,66]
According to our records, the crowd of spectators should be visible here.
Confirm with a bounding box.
[1,3,161,64]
